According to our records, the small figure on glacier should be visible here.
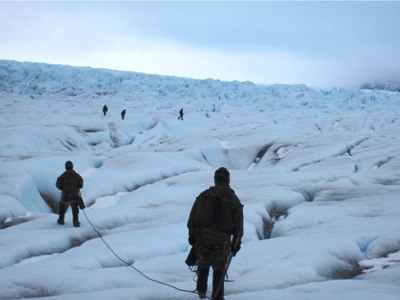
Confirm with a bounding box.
[121,109,126,120]
[56,161,84,227]
[178,108,184,120]
[102,104,108,116]
[187,167,244,300]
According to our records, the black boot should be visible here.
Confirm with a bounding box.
[57,202,65,225]
[212,270,225,300]
[197,267,210,299]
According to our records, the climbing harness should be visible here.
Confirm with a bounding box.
[82,209,204,298]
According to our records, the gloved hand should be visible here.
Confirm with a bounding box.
[231,238,241,256]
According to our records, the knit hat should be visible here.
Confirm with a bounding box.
[214,167,230,184]
[65,160,73,171]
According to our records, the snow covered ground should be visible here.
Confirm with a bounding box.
[1,59,400,300]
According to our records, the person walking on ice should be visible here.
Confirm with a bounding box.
[56,160,84,227]
[178,108,184,120]
[187,167,244,300]
[102,104,108,116]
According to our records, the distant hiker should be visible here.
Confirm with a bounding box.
[187,167,244,300]
[121,109,126,120]
[178,108,184,120]
[56,161,84,227]
[102,104,108,116]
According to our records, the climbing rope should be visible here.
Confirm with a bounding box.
[81,209,203,298]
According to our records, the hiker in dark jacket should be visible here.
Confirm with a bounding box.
[178,108,184,120]
[187,167,244,300]
[102,104,108,116]
[121,109,126,120]
[56,161,84,227]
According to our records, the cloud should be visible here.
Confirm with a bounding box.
[1,1,399,88]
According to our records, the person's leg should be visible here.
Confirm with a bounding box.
[71,203,80,227]
[57,201,67,225]
[212,268,225,300]
[197,266,210,298]
[211,246,230,300]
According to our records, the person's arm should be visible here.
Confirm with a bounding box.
[187,194,203,245]
[78,174,83,189]
[231,197,244,256]
[55,175,63,190]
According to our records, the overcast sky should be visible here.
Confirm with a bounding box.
[1,1,399,88]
